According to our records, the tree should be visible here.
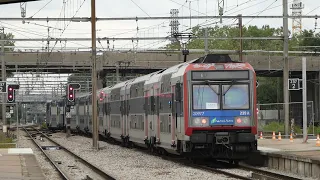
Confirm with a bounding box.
[294,30,320,52]
[257,77,283,104]
[0,32,15,123]
[1,32,15,78]
[2,32,15,52]
[164,25,317,104]
[166,25,300,52]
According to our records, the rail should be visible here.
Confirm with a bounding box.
[23,127,70,180]
[33,128,116,180]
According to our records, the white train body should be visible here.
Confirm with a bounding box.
[48,54,258,161]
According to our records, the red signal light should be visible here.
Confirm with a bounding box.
[69,94,73,98]
[9,87,12,91]
[9,95,12,98]
[69,87,73,90]
[236,118,242,124]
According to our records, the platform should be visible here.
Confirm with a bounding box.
[0,148,45,180]
[258,138,320,152]
[245,138,320,179]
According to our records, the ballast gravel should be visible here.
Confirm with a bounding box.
[34,134,105,180]
[51,132,243,180]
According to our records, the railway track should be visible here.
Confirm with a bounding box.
[48,131,303,180]
[238,163,302,180]
[23,127,116,180]
[187,159,302,180]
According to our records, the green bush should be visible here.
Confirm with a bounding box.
[263,122,302,134]
[41,122,48,129]
[308,126,320,135]
[263,122,284,132]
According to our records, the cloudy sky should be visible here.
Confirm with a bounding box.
[0,0,318,52]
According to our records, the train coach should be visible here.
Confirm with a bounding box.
[52,54,258,163]
[46,97,65,131]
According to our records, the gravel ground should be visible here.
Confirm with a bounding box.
[217,168,250,178]
[16,129,62,180]
[51,132,241,180]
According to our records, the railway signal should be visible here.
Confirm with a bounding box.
[67,83,81,102]
[66,83,80,138]
[7,84,19,103]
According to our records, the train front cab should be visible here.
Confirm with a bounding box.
[181,64,258,161]
[49,99,64,131]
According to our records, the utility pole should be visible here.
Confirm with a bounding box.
[116,62,119,83]
[91,0,98,149]
[238,14,243,61]
[1,28,6,127]
[204,27,208,55]
[169,9,181,62]
[302,57,307,142]
[283,0,290,137]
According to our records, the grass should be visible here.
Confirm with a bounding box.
[0,132,16,148]
[262,121,320,135]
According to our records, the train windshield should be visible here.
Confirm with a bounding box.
[192,85,220,110]
[222,84,249,109]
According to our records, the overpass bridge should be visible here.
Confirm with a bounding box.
[2,51,320,74]
[0,94,53,103]
[1,50,320,122]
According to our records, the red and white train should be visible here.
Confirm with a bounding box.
[48,54,258,162]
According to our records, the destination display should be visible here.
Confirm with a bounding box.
[192,70,249,80]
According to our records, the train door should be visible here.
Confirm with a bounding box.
[156,88,160,141]
[126,94,130,136]
[148,88,156,143]
[175,83,182,133]
[171,85,176,142]
[121,95,126,136]
[145,90,150,139]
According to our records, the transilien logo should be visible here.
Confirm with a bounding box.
[211,117,217,124]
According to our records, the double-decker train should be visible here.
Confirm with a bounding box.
[46,54,258,162]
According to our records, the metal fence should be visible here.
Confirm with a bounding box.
[257,101,315,135]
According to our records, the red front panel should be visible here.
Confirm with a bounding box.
[183,63,257,136]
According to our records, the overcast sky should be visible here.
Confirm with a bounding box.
[0,0,318,51]
[1,0,319,95]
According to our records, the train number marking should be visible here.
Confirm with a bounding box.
[240,111,250,116]
[193,112,205,116]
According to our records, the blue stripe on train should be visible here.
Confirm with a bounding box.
[192,110,251,117]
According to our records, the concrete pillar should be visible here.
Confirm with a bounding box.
[314,72,319,124]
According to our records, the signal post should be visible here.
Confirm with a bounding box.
[3,83,19,133]
[65,83,80,138]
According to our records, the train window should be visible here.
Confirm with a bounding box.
[129,115,144,130]
[175,83,182,102]
[192,85,220,110]
[222,84,249,109]
[160,73,172,93]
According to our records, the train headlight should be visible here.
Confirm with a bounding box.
[234,116,251,126]
[192,117,209,127]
